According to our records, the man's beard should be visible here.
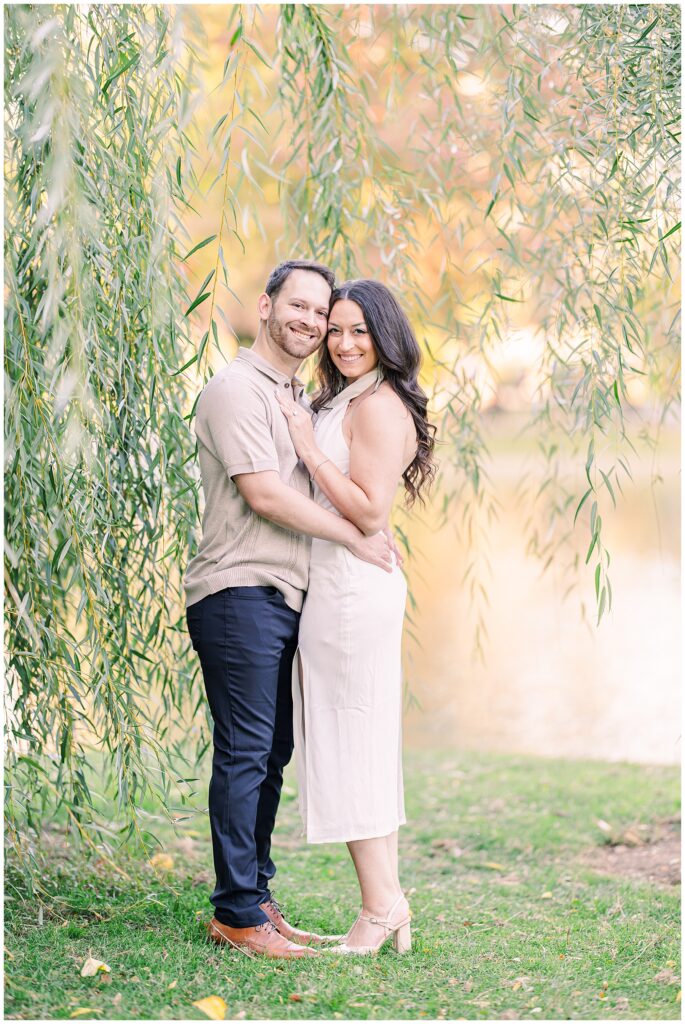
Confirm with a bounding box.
[267,310,321,359]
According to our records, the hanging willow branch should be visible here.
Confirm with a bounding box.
[394,3,680,624]
[276,5,500,662]
[4,4,680,872]
[4,5,203,875]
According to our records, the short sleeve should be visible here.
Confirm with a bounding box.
[197,376,279,478]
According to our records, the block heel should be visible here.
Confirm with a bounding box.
[392,921,411,954]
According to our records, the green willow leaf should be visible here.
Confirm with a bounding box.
[634,17,659,45]
[660,220,681,241]
[573,487,593,526]
[599,469,617,509]
[101,51,140,94]
[597,585,607,623]
[182,234,217,261]
[184,287,212,317]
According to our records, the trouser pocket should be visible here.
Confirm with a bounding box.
[186,602,203,651]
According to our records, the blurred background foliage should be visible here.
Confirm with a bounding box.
[4,4,680,879]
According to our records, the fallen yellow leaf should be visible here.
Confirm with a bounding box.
[676,991,682,1003]
[620,828,643,846]
[512,981,522,992]
[193,995,227,1020]
[69,1010,101,1019]
[484,862,505,870]
[168,979,178,990]
[80,958,111,977]
[149,852,174,871]
[540,891,553,900]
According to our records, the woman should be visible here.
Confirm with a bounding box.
[276,279,436,955]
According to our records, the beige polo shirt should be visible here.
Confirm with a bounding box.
[183,347,312,612]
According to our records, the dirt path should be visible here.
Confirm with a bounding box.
[580,819,681,886]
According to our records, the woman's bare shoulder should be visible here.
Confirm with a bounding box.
[357,381,410,421]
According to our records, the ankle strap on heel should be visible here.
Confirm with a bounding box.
[359,894,408,929]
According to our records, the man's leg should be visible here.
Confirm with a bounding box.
[187,586,299,928]
[255,633,297,900]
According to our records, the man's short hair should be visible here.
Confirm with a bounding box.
[265,260,335,300]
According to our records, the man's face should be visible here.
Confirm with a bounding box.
[265,269,331,360]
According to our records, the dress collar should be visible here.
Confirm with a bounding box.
[326,367,383,410]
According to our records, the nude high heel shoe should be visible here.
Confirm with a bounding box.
[326,894,412,956]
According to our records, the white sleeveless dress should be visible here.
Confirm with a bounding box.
[293,368,408,844]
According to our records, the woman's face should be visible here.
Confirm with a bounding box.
[326,299,379,379]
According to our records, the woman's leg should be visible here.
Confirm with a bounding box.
[385,830,400,886]
[344,833,407,946]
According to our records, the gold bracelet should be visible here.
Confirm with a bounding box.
[311,457,330,482]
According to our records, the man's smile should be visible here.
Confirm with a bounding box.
[289,324,319,342]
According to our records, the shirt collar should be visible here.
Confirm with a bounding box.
[235,346,305,390]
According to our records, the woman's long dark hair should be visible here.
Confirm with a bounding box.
[312,279,437,506]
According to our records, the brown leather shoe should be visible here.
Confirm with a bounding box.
[206,917,319,959]
[260,895,342,946]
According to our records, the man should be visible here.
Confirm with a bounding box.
[184,259,393,959]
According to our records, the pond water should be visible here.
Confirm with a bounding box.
[402,419,681,766]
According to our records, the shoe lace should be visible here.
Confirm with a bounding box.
[265,895,283,916]
[255,920,279,935]
[264,895,304,931]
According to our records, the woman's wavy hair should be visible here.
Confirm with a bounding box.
[312,279,437,506]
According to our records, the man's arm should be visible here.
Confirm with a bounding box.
[197,374,392,570]
[234,471,393,572]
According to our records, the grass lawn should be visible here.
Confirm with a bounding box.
[4,750,681,1020]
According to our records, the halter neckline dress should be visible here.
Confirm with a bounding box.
[293,368,408,843]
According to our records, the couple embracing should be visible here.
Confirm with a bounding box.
[184,260,436,959]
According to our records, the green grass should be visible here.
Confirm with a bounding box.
[5,751,681,1020]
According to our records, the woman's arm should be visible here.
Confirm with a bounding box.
[233,470,394,570]
[277,388,412,535]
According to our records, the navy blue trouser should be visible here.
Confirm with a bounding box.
[186,586,299,928]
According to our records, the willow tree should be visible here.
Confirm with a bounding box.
[4,4,680,875]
